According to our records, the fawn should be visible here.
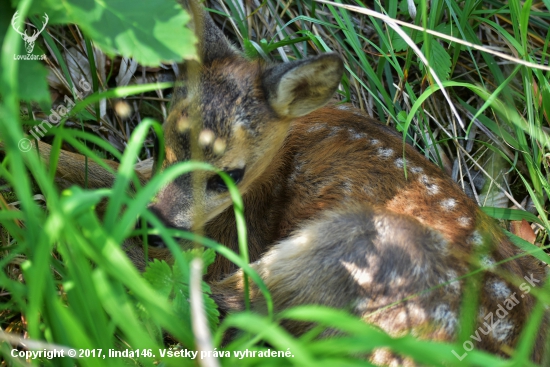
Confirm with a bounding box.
[11,0,548,365]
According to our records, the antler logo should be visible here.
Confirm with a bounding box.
[11,11,49,54]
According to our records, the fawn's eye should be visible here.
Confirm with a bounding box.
[206,168,245,193]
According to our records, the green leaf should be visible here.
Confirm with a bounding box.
[420,40,451,81]
[143,259,174,298]
[481,206,543,225]
[505,230,550,266]
[16,59,51,109]
[389,23,456,54]
[32,0,197,66]
[390,27,420,52]
[143,249,221,330]
[179,247,217,276]
[202,248,216,268]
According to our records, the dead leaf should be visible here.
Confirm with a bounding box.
[510,219,536,244]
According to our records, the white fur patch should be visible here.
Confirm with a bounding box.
[457,216,471,227]
[491,317,515,342]
[327,126,343,137]
[343,180,353,193]
[440,270,460,294]
[394,157,406,168]
[377,147,394,159]
[432,304,457,334]
[480,255,496,269]
[410,166,424,174]
[342,260,374,286]
[419,175,440,195]
[440,198,457,210]
[411,264,428,277]
[306,123,328,133]
[487,279,511,299]
[388,269,405,286]
[395,304,428,325]
[347,128,366,140]
[469,230,483,246]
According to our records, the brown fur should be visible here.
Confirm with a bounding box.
[14,1,549,365]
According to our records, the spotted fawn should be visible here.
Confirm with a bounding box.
[21,0,549,365]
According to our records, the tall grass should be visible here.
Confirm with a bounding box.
[1,0,549,366]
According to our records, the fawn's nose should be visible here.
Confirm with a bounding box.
[138,205,190,248]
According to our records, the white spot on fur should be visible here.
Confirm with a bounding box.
[353,297,372,312]
[387,271,409,288]
[343,180,353,193]
[458,216,471,227]
[371,349,399,367]
[487,279,511,299]
[395,304,428,326]
[306,123,328,133]
[395,157,406,168]
[347,128,366,140]
[328,126,343,137]
[478,306,488,319]
[419,175,440,195]
[469,230,483,246]
[377,147,394,159]
[412,264,428,277]
[342,261,373,286]
[198,129,215,147]
[440,198,457,210]
[410,166,424,174]
[336,104,351,110]
[491,317,515,341]
[480,255,496,269]
[259,230,316,271]
[370,139,380,146]
[432,304,457,334]
[440,270,460,293]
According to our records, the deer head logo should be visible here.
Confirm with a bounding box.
[11,11,49,54]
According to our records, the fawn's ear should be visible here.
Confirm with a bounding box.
[180,0,238,63]
[262,54,344,118]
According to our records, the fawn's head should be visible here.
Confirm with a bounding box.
[148,2,344,232]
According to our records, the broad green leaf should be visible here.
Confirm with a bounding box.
[31,0,197,66]
[16,59,51,108]
[390,27,418,52]
[420,40,451,81]
[143,259,174,298]
[481,206,543,225]
[505,230,550,266]
[389,24,455,53]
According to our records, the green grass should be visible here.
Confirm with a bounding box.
[1,0,550,366]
